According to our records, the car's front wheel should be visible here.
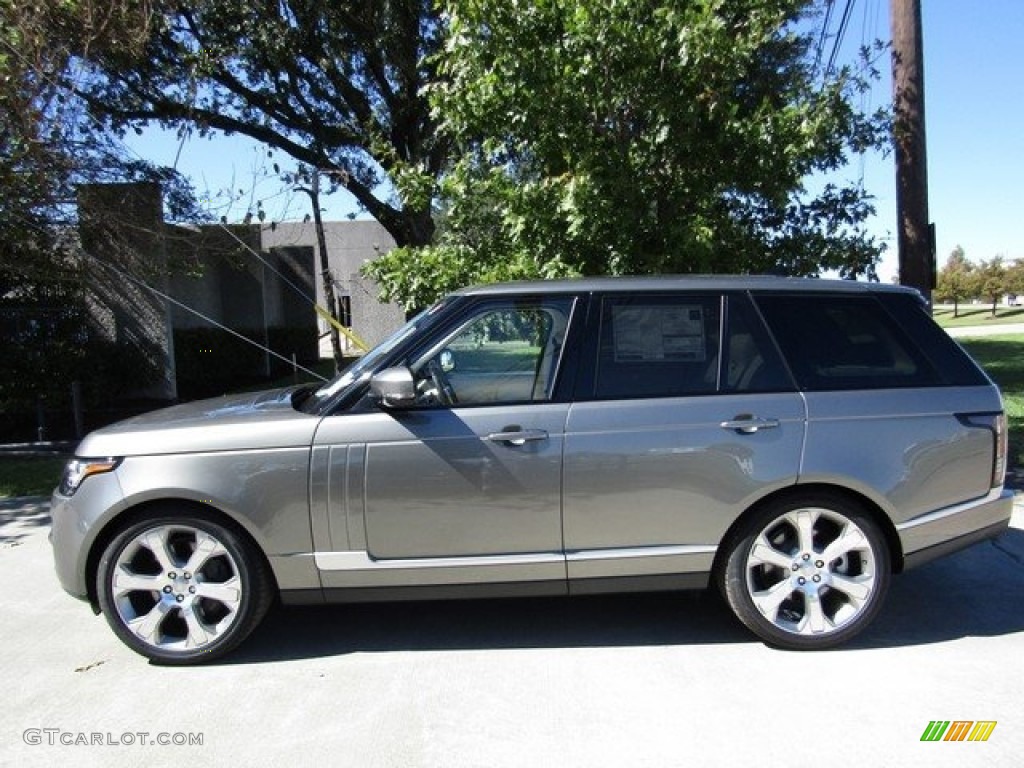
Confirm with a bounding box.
[718,493,891,650]
[96,510,273,664]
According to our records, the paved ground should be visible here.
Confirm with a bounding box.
[1,494,1023,768]
[946,322,1024,338]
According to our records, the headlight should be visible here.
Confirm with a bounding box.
[59,458,121,497]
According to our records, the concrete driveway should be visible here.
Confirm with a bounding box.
[2,495,1023,768]
[946,322,1024,338]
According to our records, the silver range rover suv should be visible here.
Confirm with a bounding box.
[50,277,1014,663]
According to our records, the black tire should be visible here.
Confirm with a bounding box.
[717,492,891,650]
[96,509,273,665]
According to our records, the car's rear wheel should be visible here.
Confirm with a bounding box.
[97,510,273,664]
[718,493,891,650]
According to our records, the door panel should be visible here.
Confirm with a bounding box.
[311,294,579,589]
[362,405,568,560]
[563,393,806,579]
[312,403,570,588]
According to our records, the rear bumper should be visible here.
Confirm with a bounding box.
[897,488,1015,570]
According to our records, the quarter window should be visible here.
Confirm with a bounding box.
[754,294,941,390]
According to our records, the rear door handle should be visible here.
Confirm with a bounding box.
[720,416,780,434]
[486,428,549,446]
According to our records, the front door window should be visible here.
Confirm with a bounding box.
[410,298,575,407]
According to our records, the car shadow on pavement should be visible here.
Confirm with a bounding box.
[229,590,750,664]
[227,528,1024,664]
[0,498,51,548]
[851,527,1024,650]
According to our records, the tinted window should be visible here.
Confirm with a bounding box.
[878,293,989,387]
[721,296,793,393]
[594,295,721,398]
[755,294,941,390]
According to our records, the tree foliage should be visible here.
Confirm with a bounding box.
[71,0,447,248]
[934,248,1024,315]
[367,0,890,309]
[1006,258,1024,298]
[1,1,200,291]
[976,256,1007,317]
[933,245,974,317]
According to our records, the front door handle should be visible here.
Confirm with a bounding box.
[486,428,549,446]
[720,415,780,434]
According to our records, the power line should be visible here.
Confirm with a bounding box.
[826,0,858,77]
[814,0,837,75]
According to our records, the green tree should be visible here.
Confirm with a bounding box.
[934,245,975,317]
[70,0,447,248]
[367,0,889,309]
[976,256,1006,317]
[1005,258,1024,303]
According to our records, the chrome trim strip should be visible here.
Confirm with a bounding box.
[566,544,717,561]
[315,550,564,571]
[895,487,1011,531]
[315,544,718,571]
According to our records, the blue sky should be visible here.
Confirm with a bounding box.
[852,0,1024,279]
[124,0,1023,282]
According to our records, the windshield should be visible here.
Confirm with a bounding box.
[301,299,450,412]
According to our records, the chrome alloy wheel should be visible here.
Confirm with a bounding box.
[98,511,272,664]
[745,507,878,637]
[110,524,242,653]
[719,494,891,650]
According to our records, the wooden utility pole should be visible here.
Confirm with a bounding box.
[310,170,344,371]
[891,0,934,303]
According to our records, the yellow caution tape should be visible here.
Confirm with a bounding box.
[315,304,369,352]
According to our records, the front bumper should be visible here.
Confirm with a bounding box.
[49,471,127,601]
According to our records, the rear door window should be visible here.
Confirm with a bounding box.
[594,295,721,399]
[721,294,793,393]
[588,293,796,399]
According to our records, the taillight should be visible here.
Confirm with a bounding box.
[959,412,1008,488]
[993,413,1008,487]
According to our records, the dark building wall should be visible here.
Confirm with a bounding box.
[77,182,177,400]
[166,226,316,395]
[78,185,319,401]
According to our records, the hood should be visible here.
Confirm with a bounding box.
[76,387,320,458]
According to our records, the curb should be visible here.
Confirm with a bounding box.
[0,442,75,458]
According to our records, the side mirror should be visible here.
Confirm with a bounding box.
[369,366,417,409]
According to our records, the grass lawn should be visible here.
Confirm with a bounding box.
[933,305,1024,328]
[958,334,1024,475]
[0,456,66,500]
